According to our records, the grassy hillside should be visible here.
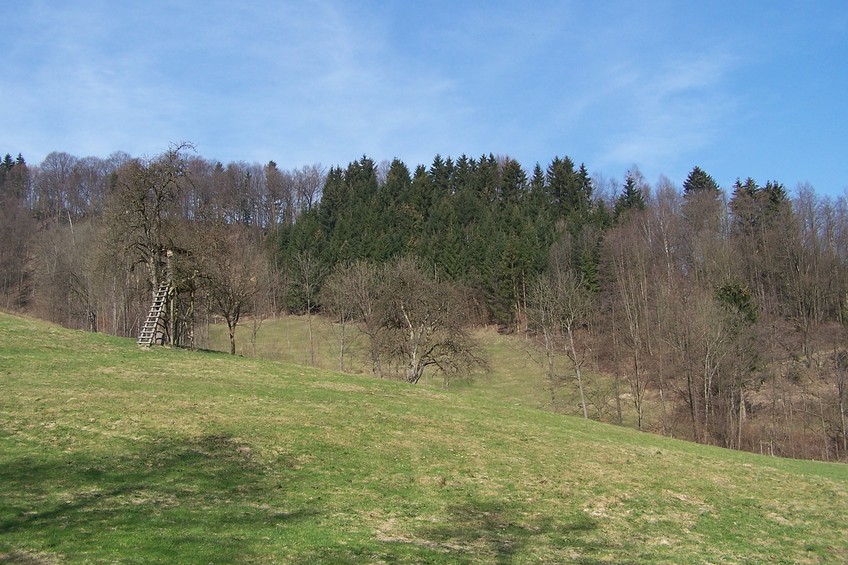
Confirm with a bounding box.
[2,312,846,563]
[206,316,612,419]
[210,315,672,437]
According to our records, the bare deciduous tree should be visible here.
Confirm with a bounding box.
[104,143,194,296]
[200,225,268,355]
[320,263,363,371]
[294,164,325,213]
[324,257,486,385]
[378,257,485,385]
[604,211,653,430]
[528,251,594,418]
[290,251,325,366]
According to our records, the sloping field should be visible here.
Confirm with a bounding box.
[206,316,598,417]
[1,312,846,563]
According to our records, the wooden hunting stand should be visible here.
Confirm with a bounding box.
[137,251,173,347]
[137,279,170,346]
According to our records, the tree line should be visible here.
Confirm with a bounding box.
[1,146,847,461]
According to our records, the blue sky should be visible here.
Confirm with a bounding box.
[3,1,847,196]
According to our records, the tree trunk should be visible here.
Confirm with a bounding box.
[307,298,315,366]
[543,327,557,412]
[228,319,236,355]
[686,364,699,442]
[657,354,668,436]
[840,380,848,456]
[737,387,746,450]
[338,322,346,372]
[566,324,588,419]
[632,349,643,430]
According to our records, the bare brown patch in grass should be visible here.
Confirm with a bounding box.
[374,517,474,554]
[311,381,369,394]
[765,511,794,527]
[582,494,630,518]
[664,490,714,515]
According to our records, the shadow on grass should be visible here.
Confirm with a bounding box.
[0,434,315,562]
[415,498,603,564]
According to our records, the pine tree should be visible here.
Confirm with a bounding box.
[546,156,578,214]
[452,154,476,193]
[0,154,11,192]
[614,172,646,219]
[729,178,760,236]
[429,154,453,195]
[346,156,379,202]
[683,166,720,196]
[317,167,347,236]
[574,163,593,216]
[421,193,463,280]
[383,158,411,205]
[762,180,789,223]
[474,154,500,202]
[410,164,433,219]
[499,158,526,206]
[379,159,414,256]
[530,163,546,195]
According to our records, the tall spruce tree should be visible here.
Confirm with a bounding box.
[683,166,720,196]
[614,172,646,219]
[499,158,526,206]
[546,156,578,215]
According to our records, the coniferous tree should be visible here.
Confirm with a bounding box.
[317,166,346,238]
[0,153,34,308]
[1,154,14,178]
[474,154,500,203]
[529,163,547,202]
[499,158,526,206]
[683,166,720,196]
[429,154,453,196]
[382,158,412,206]
[573,163,593,217]
[546,156,578,215]
[381,159,416,256]
[729,178,760,236]
[614,172,646,219]
[452,154,476,194]
[762,180,789,222]
[682,166,722,234]
[409,164,433,218]
[420,190,462,280]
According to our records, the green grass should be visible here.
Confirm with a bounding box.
[210,316,649,430]
[209,316,585,410]
[2,312,847,563]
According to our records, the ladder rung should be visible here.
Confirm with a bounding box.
[138,278,171,346]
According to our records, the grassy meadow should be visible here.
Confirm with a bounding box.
[2,312,847,563]
[208,316,589,411]
[207,315,654,428]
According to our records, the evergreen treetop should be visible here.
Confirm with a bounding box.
[683,166,720,196]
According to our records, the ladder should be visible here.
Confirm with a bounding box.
[137,280,169,346]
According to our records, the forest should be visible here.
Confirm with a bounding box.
[1,145,847,462]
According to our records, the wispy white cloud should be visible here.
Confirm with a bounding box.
[575,45,740,186]
[3,1,845,195]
